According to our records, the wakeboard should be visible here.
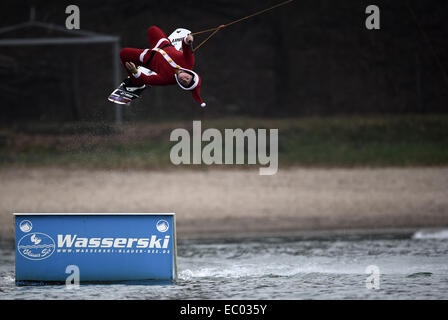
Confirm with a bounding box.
[108,66,155,105]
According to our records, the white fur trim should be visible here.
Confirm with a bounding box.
[152,48,180,69]
[174,68,199,91]
[139,38,169,64]
[139,49,149,62]
[201,103,206,107]
[154,38,169,49]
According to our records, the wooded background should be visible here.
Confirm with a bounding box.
[0,0,447,122]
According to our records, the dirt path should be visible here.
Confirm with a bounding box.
[1,167,447,242]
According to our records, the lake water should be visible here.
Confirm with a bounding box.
[1,229,447,299]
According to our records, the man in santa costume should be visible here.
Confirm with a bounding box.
[119,25,206,107]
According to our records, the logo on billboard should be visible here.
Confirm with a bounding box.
[156,220,169,233]
[17,232,56,260]
[19,220,33,233]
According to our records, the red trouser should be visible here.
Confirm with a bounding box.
[119,26,169,83]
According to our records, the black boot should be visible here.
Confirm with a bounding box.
[121,77,147,97]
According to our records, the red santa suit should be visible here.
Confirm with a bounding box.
[119,26,205,107]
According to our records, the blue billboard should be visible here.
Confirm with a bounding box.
[14,213,177,284]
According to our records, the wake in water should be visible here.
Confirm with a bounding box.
[178,234,448,282]
[412,229,448,240]
[1,232,448,299]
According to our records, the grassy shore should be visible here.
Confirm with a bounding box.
[1,114,447,168]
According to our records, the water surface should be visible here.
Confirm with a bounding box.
[1,229,447,299]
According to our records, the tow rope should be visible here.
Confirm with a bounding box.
[192,0,294,52]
